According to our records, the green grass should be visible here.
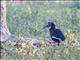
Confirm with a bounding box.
[1,1,80,60]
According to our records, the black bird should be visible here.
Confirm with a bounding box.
[44,22,65,46]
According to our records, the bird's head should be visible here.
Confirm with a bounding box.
[43,22,55,29]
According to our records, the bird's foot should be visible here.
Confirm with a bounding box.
[46,40,59,47]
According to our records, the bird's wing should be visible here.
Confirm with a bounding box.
[53,29,65,41]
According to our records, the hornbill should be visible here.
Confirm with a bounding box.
[44,22,65,46]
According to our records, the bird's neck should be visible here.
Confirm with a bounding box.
[49,27,55,30]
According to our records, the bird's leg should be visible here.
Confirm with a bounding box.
[57,42,60,46]
[51,40,60,47]
[53,41,58,46]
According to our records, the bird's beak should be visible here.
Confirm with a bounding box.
[43,25,49,29]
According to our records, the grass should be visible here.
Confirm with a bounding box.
[1,1,80,60]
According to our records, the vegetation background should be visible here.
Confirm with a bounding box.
[1,1,80,60]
